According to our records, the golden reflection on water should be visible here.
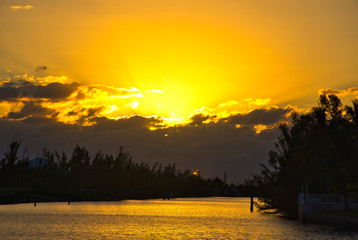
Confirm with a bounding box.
[0,197,356,239]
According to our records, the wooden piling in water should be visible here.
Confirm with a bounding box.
[250,196,253,212]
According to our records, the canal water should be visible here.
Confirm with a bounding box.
[0,197,356,239]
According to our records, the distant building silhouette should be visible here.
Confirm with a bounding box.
[29,157,47,168]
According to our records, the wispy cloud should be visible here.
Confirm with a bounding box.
[318,87,358,97]
[218,100,239,108]
[253,124,276,134]
[37,75,70,85]
[126,101,139,109]
[86,85,142,99]
[245,98,271,107]
[10,5,34,10]
[145,90,163,94]
[35,65,47,72]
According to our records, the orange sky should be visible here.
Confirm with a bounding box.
[2,0,358,122]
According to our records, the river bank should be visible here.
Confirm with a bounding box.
[304,210,358,230]
[0,189,238,205]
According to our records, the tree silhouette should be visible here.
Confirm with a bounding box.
[252,94,358,217]
[1,140,21,169]
[0,141,236,202]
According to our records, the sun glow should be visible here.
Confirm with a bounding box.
[74,18,284,123]
[0,7,305,129]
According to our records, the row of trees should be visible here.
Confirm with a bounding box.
[0,142,236,202]
[251,94,358,218]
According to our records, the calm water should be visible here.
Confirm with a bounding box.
[0,197,357,239]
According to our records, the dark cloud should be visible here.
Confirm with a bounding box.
[0,81,79,100]
[75,91,86,100]
[2,80,33,87]
[226,107,290,125]
[0,85,22,99]
[7,101,52,119]
[92,115,161,131]
[189,113,212,126]
[35,65,47,72]
[67,111,78,116]
[188,107,291,128]
[87,107,104,118]
[75,107,106,125]
[32,82,79,99]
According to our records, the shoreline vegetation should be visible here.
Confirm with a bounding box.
[248,94,358,219]
[0,142,243,205]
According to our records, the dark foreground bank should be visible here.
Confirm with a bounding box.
[304,212,358,231]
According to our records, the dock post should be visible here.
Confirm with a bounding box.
[250,196,254,212]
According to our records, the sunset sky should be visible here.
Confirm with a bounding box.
[1,0,358,182]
